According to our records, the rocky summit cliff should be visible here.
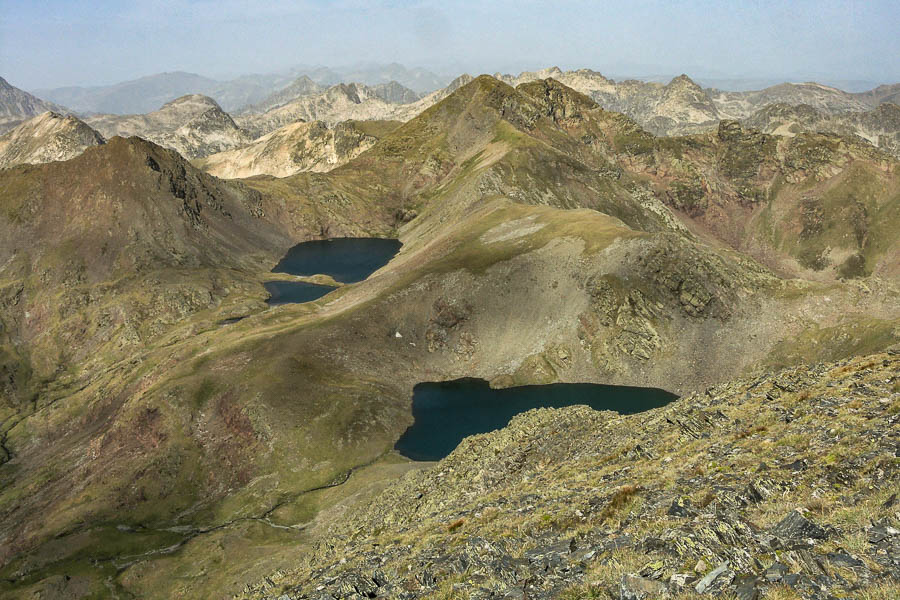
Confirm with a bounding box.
[238,75,326,114]
[239,351,900,600]
[0,111,105,168]
[1,76,899,600]
[86,94,252,158]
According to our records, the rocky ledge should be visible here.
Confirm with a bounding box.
[240,351,900,600]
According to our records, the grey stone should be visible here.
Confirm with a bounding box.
[771,509,827,542]
[620,574,668,600]
[695,562,729,594]
[667,496,694,517]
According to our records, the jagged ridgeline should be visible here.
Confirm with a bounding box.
[0,76,898,599]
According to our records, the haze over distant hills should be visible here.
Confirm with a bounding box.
[4,65,900,178]
[32,62,900,117]
[33,63,453,114]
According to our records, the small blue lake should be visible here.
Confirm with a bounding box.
[264,281,336,306]
[264,238,401,306]
[272,238,402,283]
[394,378,677,461]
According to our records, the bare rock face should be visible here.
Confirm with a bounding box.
[237,82,411,137]
[499,70,722,135]
[196,119,400,178]
[0,111,105,168]
[237,76,473,138]
[745,101,900,159]
[86,94,252,158]
[236,75,324,114]
[370,80,420,104]
[0,76,68,134]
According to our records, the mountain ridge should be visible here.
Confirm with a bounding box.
[34,64,450,114]
[0,74,898,599]
[0,111,105,168]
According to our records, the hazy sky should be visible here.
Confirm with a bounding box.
[1,0,898,90]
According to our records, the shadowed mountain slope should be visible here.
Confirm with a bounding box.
[0,136,297,400]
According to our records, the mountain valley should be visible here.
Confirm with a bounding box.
[0,62,898,600]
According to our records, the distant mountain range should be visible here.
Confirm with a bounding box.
[3,67,899,176]
[32,63,453,114]
[496,67,900,137]
[29,64,900,117]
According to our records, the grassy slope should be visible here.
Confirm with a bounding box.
[241,351,900,599]
[625,121,900,281]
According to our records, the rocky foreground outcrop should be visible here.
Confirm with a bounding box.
[240,351,900,600]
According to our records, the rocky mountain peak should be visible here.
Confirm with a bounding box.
[445,73,475,92]
[282,75,322,98]
[668,73,703,91]
[370,80,419,104]
[517,77,598,122]
[455,75,523,112]
[236,75,325,115]
[160,93,223,112]
[83,92,251,159]
[0,110,104,168]
[333,83,364,104]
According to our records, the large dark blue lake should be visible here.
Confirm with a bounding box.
[272,238,402,283]
[394,378,677,461]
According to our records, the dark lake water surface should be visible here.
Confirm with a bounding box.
[263,281,336,306]
[395,379,677,461]
[264,238,402,306]
[272,238,402,283]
